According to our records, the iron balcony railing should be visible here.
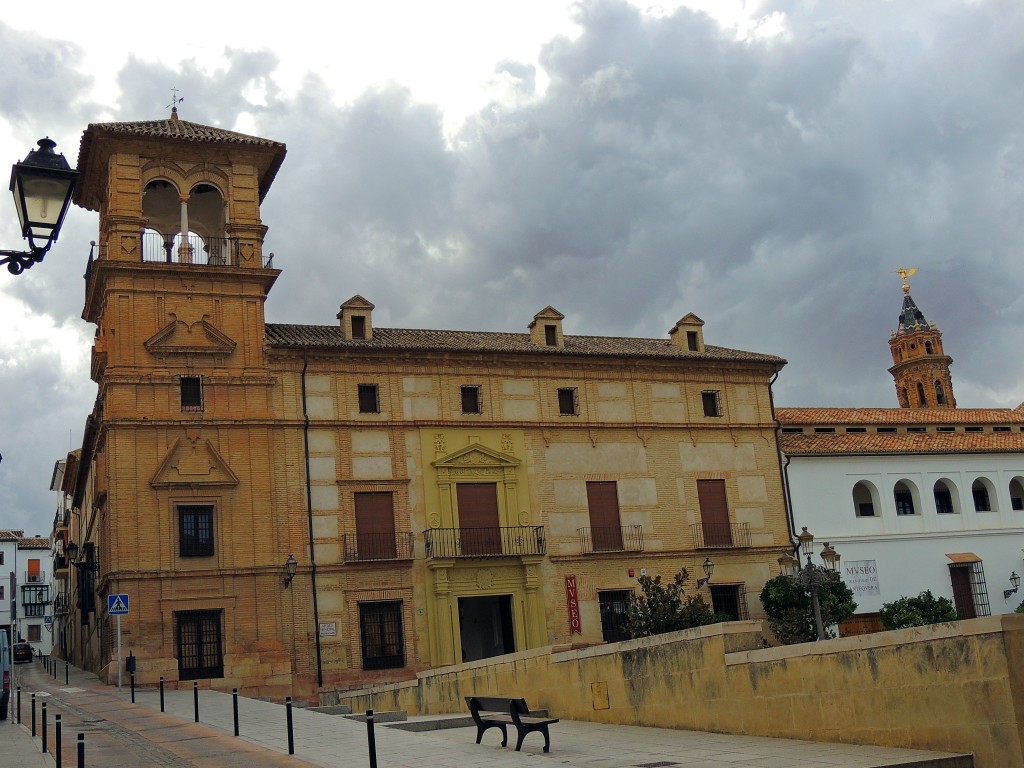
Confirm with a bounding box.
[23,572,45,583]
[142,232,240,266]
[341,532,415,563]
[424,526,546,559]
[577,525,644,554]
[690,522,751,549]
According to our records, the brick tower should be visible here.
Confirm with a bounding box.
[888,272,955,409]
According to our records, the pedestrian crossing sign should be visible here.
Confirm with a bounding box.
[108,594,129,615]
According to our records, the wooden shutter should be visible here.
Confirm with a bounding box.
[355,492,396,559]
[586,481,623,551]
[949,566,976,619]
[456,483,501,555]
[697,479,732,547]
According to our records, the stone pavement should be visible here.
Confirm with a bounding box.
[5,657,972,768]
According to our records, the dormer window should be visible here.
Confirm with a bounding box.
[686,331,699,351]
[529,307,565,348]
[352,316,366,340]
[338,295,375,341]
[545,325,557,346]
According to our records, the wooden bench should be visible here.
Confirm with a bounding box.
[465,695,559,753]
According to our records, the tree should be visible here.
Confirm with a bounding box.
[626,569,725,639]
[759,571,857,644]
[879,591,958,629]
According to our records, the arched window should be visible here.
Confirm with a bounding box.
[935,380,946,405]
[925,341,934,354]
[933,479,958,514]
[852,481,879,518]
[916,382,927,407]
[894,480,917,515]
[901,388,909,407]
[972,478,995,512]
[1010,477,1024,511]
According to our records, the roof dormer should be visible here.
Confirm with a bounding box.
[669,313,705,352]
[337,295,375,341]
[529,306,565,348]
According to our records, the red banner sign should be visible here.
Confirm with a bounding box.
[565,575,582,635]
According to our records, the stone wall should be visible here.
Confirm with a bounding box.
[337,616,1024,767]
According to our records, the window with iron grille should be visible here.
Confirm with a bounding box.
[176,610,224,680]
[598,590,632,642]
[179,505,214,557]
[702,391,721,417]
[358,384,380,413]
[360,601,405,670]
[461,385,482,414]
[972,481,992,512]
[557,387,578,416]
[710,584,748,621]
[949,561,990,619]
[180,376,203,412]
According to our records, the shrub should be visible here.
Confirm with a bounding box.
[759,571,857,644]
[879,591,958,629]
[626,569,727,639]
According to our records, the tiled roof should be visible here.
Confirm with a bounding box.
[0,529,25,541]
[265,324,786,365]
[18,536,50,548]
[80,111,284,149]
[780,432,1024,456]
[776,408,1024,425]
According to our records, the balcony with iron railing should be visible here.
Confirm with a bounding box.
[690,522,751,549]
[577,525,644,554]
[23,572,46,583]
[341,532,415,563]
[424,526,546,559]
[141,232,242,266]
[22,603,46,618]
[54,593,70,616]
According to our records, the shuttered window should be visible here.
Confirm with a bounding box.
[456,483,502,555]
[354,492,397,560]
[586,481,624,551]
[697,479,732,547]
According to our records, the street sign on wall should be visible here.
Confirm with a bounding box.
[107,594,129,615]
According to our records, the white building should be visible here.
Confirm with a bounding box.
[0,529,21,647]
[779,407,1024,632]
[16,536,54,654]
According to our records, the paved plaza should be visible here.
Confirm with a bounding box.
[1,658,972,767]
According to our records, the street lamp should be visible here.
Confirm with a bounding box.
[65,540,79,563]
[1004,571,1021,600]
[696,557,714,588]
[282,554,298,588]
[792,527,841,641]
[2,138,78,274]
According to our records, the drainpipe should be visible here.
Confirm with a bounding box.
[301,347,324,689]
[768,365,799,553]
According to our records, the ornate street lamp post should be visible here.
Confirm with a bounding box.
[792,527,841,641]
[2,138,78,274]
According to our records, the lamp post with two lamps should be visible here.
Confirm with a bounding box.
[778,527,842,641]
[1,138,78,274]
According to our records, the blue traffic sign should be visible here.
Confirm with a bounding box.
[108,594,129,615]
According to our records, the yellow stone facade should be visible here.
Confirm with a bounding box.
[63,114,792,700]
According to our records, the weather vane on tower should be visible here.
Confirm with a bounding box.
[896,267,917,295]
[168,87,184,117]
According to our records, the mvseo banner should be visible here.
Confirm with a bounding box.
[565,575,582,635]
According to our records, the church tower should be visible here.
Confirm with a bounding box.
[887,270,955,409]
[71,108,299,693]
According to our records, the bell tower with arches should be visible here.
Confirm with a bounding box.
[887,269,955,409]
[72,108,296,693]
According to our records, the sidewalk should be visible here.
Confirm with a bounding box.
[1,719,54,768]
[11,656,973,768]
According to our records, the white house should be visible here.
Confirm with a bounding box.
[0,529,20,647]
[16,535,54,654]
[779,407,1024,632]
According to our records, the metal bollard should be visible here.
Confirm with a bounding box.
[130,671,135,703]
[232,689,239,736]
[366,709,378,768]
[77,733,84,768]
[55,715,62,768]
[16,686,20,724]
[286,697,294,754]
[31,693,36,736]
[65,660,69,685]
[42,702,47,753]
[193,682,199,722]
[159,677,165,712]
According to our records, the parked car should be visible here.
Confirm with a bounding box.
[13,643,33,664]
[0,632,9,720]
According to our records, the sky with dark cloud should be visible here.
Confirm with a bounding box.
[1,0,1023,535]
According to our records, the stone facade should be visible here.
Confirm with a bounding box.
[62,113,792,699]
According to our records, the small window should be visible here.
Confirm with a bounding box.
[27,625,41,642]
[557,387,578,416]
[176,610,224,680]
[935,380,945,404]
[894,482,916,515]
[180,376,203,412]
[358,384,380,414]
[845,427,867,433]
[701,391,721,417]
[972,480,992,512]
[460,385,481,414]
[937,426,955,433]
[965,426,983,433]
[1010,478,1024,511]
[360,601,405,670]
[925,341,934,354]
[907,427,926,433]
[813,427,835,433]
[544,324,557,346]
[994,426,1011,433]
[916,382,927,406]
[852,481,876,518]
[934,483,955,514]
[709,584,748,621]
[351,316,366,340]
[782,427,804,433]
[0,552,4,564]
[686,331,699,351]
[179,505,214,557]
[598,590,633,643]
[877,427,897,433]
